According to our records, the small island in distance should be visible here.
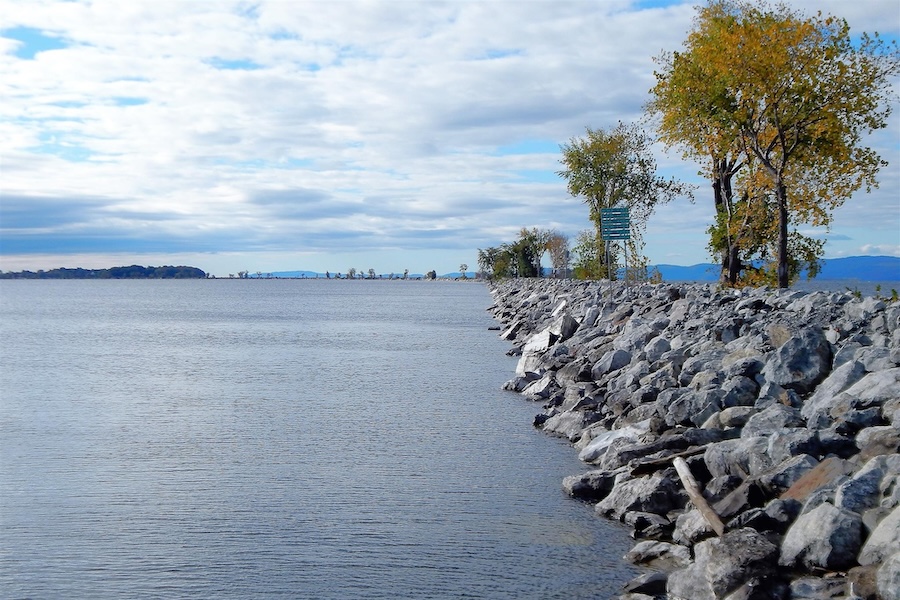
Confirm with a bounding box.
[0,265,207,279]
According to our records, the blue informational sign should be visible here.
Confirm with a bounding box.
[600,207,631,240]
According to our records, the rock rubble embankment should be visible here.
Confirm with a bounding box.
[488,279,900,600]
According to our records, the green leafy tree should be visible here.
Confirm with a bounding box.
[558,121,691,276]
[571,230,618,280]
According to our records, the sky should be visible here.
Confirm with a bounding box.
[1,0,898,277]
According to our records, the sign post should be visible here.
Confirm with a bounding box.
[600,207,630,284]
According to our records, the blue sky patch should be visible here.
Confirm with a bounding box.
[2,26,68,59]
[495,139,560,156]
[113,97,148,106]
[205,57,262,70]
[31,135,93,162]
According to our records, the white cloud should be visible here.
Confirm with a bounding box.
[0,0,898,275]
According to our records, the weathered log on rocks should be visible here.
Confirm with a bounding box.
[673,457,725,536]
[487,278,900,597]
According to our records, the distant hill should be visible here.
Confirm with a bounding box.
[654,256,900,282]
[0,265,207,279]
[654,263,720,282]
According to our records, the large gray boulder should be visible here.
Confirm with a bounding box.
[762,326,832,394]
[847,366,900,401]
[802,360,867,427]
[859,504,900,566]
[548,312,579,341]
[595,473,679,520]
[780,502,863,570]
[704,437,772,479]
[578,419,651,463]
[877,551,900,600]
[754,454,819,495]
[741,404,805,438]
[591,348,632,379]
[667,528,780,600]
[835,455,900,515]
[562,468,621,502]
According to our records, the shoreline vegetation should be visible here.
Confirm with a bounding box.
[489,278,899,600]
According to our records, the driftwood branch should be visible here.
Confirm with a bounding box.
[630,445,707,476]
[673,456,725,537]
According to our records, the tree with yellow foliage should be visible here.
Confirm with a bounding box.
[650,0,899,287]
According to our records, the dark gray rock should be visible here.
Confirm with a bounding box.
[834,455,895,514]
[678,349,727,388]
[541,409,604,441]
[741,404,805,438]
[754,454,819,495]
[622,571,667,596]
[595,473,679,520]
[766,428,819,465]
[664,387,726,428]
[802,360,867,427]
[721,375,759,408]
[561,469,621,502]
[592,348,632,379]
[548,312,580,341]
[705,437,771,479]
[780,502,863,570]
[667,528,780,600]
[762,326,832,394]
[623,510,672,539]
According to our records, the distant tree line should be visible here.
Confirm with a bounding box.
[0,265,207,279]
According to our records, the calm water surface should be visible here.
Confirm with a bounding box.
[0,280,638,599]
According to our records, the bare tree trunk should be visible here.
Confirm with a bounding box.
[776,180,790,288]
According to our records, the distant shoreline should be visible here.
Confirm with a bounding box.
[0,265,207,279]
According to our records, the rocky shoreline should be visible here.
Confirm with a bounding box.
[487,279,899,600]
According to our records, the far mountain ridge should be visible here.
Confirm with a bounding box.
[654,255,900,282]
[258,256,899,282]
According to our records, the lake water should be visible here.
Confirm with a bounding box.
[0,280,638,599]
